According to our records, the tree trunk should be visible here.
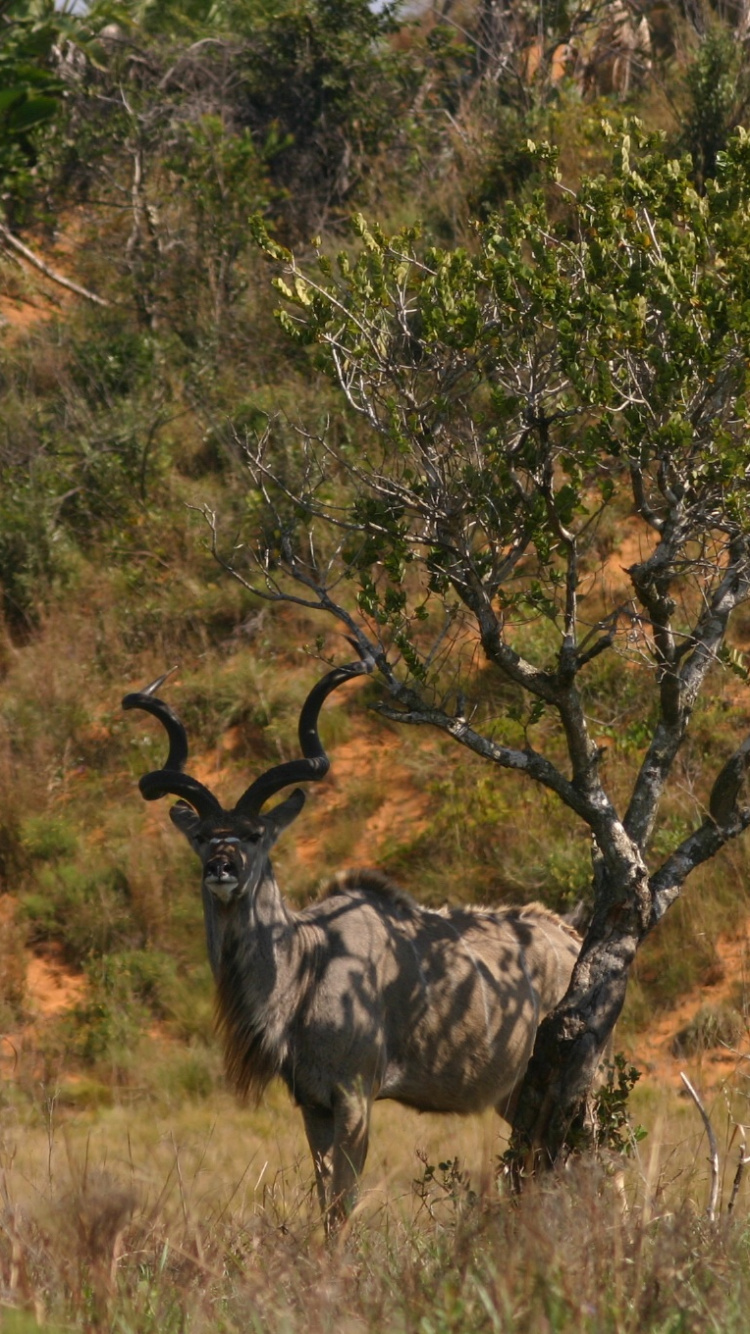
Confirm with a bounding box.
[507,863,649,1177]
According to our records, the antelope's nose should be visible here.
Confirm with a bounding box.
[206,856,235,881]
[205,853,240,903]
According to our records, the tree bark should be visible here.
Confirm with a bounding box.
[509,723,750,1174]
[507,851,650,1175]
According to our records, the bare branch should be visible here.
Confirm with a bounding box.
[375,693,598,822]
[728,1134,750,1216]
[680,1073,719,1223]
[625,534,750,847]
[0,225,110,307]
[649,729,750,924]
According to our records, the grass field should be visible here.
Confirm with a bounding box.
[1,1055,750,1333]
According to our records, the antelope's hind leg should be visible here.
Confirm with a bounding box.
[302,1105,335,1224]
[330,1082,371,1231]
[495,1081,523,1127]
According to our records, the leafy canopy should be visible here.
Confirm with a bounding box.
[250,124,750,683]
[0,0,74,215]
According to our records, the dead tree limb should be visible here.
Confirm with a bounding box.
[0,225,110,307]
[681,1072,719,1222]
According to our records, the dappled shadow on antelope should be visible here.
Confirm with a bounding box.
[123,656,580,1233]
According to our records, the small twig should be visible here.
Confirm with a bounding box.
[0,224,110,307]
[728,1134,750,1216]
[680,1072,719,1222]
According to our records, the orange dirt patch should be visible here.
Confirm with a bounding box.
[0,252,67,333]
[295,726,431,868]
[26,943,86,1019]
[627,924,750,1092]
[0,216,93,333]
[0,292,58,333]
[0,913,86,1080]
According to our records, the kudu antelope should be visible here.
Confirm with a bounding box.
[123,656,580,1230]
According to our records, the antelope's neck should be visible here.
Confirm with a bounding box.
[204,861,302,1007]
[204,861,311,1100]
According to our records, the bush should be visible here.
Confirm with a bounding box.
[109,948,179,1020]
[671,1003,746,1057]
[19,862,143,966]
[60,954,144,1070]
[20,814,78,863]
[679,27,750,190]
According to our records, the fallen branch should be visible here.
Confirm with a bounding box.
[681,1072,719,1222]
[0,224,110,307]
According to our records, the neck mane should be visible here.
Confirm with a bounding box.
[206,860,312,1103]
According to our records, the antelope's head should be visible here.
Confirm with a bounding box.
[123,653,370,906]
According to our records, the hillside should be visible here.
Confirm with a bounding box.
[2,0,750,1327]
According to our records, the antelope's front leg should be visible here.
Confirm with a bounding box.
[302,1105,335,1224]
[329,1081,371,1232]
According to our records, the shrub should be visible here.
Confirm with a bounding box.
[59,954,145,1070]
[20,814,78,863]
[19,862,143,966]
[671,1003,746,1057]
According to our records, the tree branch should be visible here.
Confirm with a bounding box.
[376,693,599,821]
[680,1073,719,1223]
[625,531,750,847]
[0,225,110,307]
[649,728,750,926]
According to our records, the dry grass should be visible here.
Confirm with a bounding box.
[0,1076,750,1333]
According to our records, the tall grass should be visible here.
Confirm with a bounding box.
[1,1079,750,1333]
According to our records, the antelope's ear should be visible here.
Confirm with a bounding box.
[264,788,306,841]
[169,801,202,844]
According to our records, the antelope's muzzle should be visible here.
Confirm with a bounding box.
[204,849,241,902]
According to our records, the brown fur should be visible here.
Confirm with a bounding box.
[324,868,419,914]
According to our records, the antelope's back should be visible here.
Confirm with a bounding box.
[302,876,581,1115]
[378,899,580,1114]
[490,903,581,1012]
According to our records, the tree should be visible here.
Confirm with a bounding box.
[678,26,750,193]
[33,0,420,341]
[0,0,71,224]
[206,123,750,1174]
